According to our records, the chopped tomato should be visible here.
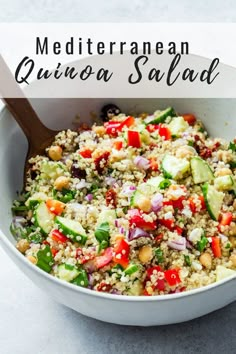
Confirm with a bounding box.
[174,226,183,235]
[51,248,58,257]
[117,116,135,131]
[46,199,65,215]
[113,140,123,150]
[127,130,141,148]
[95,247,113,269]
[188,195,206,213]
[164,196,185,210]
[146,124,159,133]
[105,189,117,207]
[155,233,164,243]
[105,122,121,137]
[158,125,171,140]
[128,209,157,230]
[219,212,233,226]
[146,266,164,279]
[97,282,112,292]
[182,114,196,126]
[43,240,50,246]
[113,238,130,268]
[94,151,110,173]
[211,237,222,258]
[143,288,152,296]
[164,269,181,286]
[148,158,159,171]
[158,218,175,230]
[79,149,92,158]
[51,229,69,243]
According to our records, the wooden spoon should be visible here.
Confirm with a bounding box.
[0,55,58,185]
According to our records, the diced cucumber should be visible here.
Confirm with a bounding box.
[71,269,89,287]
[130,190,148,207]
[140,129,151,144]
[136,182,156,196]
[202,183,224,221]
[136,124,146,132]
[55,216,87,244]
[146,107,176,125]
[25,192,48,208]
[168,116,189,136]
[214,175,234,191]
[97,209,117,226]
[216,265,235,281]
[190,157,214,184]
[57,263,80,282]
[34,202,55,235]
[161,155,190,180]
[146,176,164,189]
[41,161,67,180]
[126,279,143,296]
[124,264,139,275]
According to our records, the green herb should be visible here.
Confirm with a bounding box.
[228,141,236,151]
[187,140,194,147]
[198,127,205,133]
[71,269,89,287]
[107,168,114,175]
[155,248,164,263]
[184,255,191,266]
[122,206,129,214]
[36,245,54,273]
[197,235,208,252]
[11,205,28,212]
[95,222,110,248]
[89,183,99,194]
[171,135,178,139]
[225,243,231,249]
[159,179,171,189]
[229,161,236,169]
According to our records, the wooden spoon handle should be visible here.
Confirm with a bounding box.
[0,55,54,149]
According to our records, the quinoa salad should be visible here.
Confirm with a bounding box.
[11,105,236,296]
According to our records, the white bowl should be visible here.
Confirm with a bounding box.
[0,97,235,326]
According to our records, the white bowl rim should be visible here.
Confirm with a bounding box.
[0,105,235,303]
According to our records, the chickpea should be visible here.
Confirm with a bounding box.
[16,239,30,254]
[176,146,196,159]
[54,176,70,191]
[138,245,153,263]
[48,145,62,161]
[230,254,236,267]
[27,255,37,264]
[215,168,232,177]
[92,125,106,137]
[229,226,236,237]
[199,252,212,269]
[137,197,151,213]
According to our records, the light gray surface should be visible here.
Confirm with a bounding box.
[0,1,236,353]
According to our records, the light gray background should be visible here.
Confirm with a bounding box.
[0,1,235,354]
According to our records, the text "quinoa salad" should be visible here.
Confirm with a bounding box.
[11,105,236,296]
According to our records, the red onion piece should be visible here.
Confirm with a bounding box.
[134,156,150,170]
[151,193,163,212]
[128,227,152,241]
[85,194,93,202]
[115,219,119,227]
[105,176,117,187]
[119,227,125,234]
[167,237,186,251]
